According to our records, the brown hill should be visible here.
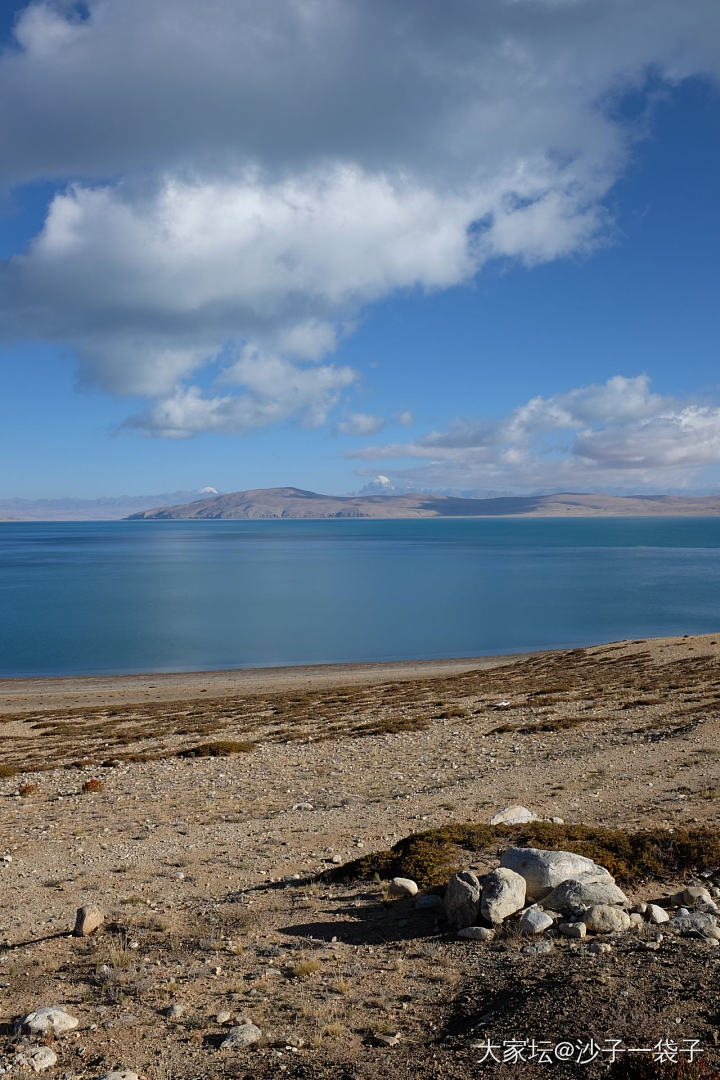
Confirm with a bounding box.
[126,487,720,520]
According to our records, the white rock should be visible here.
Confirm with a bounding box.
[629,913,644,926]
[457,926,495,942]
[15,1047,57,1073]
[291,803,314,812]
[588,941,613,954]
[22,1006,79,1035]
[216,1010,232,1025]
[558,921,586,939]
[221,1022,263,1048]
[541,877,628,913]
[583,905,632,934]
[516,907,554,935]
[99,1072,139,1080]
[388,877,418,898]
[488,805,539,826]
[646,903,670,925]
[500,847,615,901]
[443,870,481,930]
[164,1003,184,1019]
[480,867,526,923]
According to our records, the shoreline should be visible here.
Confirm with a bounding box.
[2,631,718,714]
[0,649,536,714]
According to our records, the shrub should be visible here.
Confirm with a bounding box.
[81,778,104,793]
[177,740,255,758]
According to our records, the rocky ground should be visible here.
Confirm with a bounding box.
[1,634,719,1079]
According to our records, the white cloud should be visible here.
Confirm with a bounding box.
[1,1,720,435]
[396,410,414,427]
[348,376,720,492]
[336,412,386,437]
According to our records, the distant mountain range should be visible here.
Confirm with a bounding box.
[127,487,720,520]
[0,490,218,522]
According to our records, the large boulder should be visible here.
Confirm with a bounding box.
[480,868,526,924]
[540,877,628,914]
[499,847,615,901]
[583,905,632,934]
[443,870,481,930]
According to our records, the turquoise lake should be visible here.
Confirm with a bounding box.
[1,517,720,677]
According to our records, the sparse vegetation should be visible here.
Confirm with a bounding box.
[332,822,720,888]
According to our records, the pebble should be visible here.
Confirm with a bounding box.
[291,803,314,812]
[588,941,613,954]
[216,1011,232,1025]
[163,1003,184,1019]
[98,1071,139,1080]
[646,903,670,925]
[330,855,343,865]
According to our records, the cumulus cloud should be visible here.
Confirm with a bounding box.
[336,412,386,437]
[1,0,720,434]
[348,376,720,492]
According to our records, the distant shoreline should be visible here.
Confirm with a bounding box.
[4,511,720,523]
[2,633,718,715]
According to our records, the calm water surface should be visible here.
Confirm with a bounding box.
[1,518,720,677]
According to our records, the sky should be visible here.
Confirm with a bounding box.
[1,1,720,499]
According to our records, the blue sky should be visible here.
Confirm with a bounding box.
[1,1,720,498]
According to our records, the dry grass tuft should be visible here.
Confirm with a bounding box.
[81,777,104,793]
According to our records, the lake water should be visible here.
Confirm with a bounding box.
[1,517,720,677]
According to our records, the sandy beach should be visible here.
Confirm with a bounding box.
[1,633,719,1078]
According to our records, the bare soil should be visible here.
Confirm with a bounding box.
[1,634,720,1079]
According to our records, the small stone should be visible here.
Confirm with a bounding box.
[457,926,495,942]
[331,855,342,865]
[388,877,418,898]
[480,867,526,924]
[216,1010,232,1025]
[374,1032,401,1047]
[98,1072,139,1080]
[443,870,481,930]
[220,1022,263,1048]
[22,1006,79,1035]
[73,903,105,937]
[628,913,644,926]
[291,803,314,812]
[558,921,586,939]
[583,905,632,934]
[588,941,613,954]
[516,907,554,935]
[631,902,648,914]
[163,1003,184,1019]
[488,805,539,826]
[15,1047,58,1073]
[646,903,670,925]
[522,939,554,955]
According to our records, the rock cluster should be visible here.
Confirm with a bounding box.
[431,845,720,945]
